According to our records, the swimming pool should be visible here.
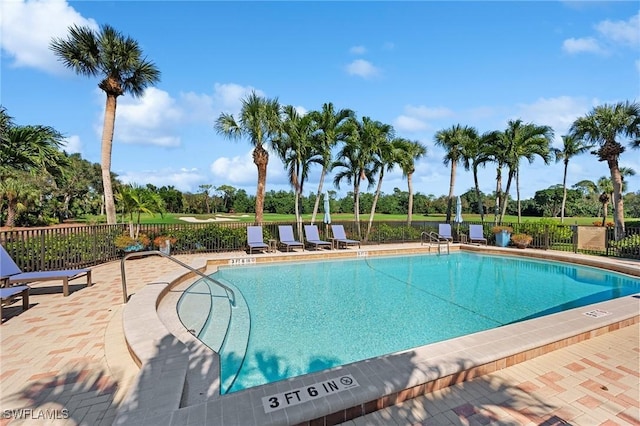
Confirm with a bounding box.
[177,252,639,394]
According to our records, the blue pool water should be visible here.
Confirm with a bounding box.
[178,252,639,394]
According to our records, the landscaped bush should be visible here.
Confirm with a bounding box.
[609,233,640,257]
[169,224,248,252]
[367,223,422,242]
[517,218,573,243]
[3,225,125,271]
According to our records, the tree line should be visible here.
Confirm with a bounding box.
[2,23,639,241]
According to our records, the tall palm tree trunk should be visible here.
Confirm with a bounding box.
[601,198,608,226]
[560,160,568,223]
[294,168,303,240]
[366,170,385,242]
[6,198,17,227]
[500,172,515,223]
[253,146,269,224]
[354,182,361,238]
[516,169,521,224]
[446,163,457,222]
[406,172,414,226]
[473,166,484,223]
[494,167,502,224]
[101,94,118,224]
[311,167,327,224]
[608,160,625,238]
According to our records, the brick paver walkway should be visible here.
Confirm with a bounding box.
[340,324,639,426]
[0,253,638,426]
[1,254,201,425]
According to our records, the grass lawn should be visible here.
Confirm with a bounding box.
[114,212,625,226]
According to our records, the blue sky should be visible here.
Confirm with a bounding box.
[2,1,639,201]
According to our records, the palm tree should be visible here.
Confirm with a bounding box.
[1,123,67,179]
[116,185,165,239]
[0,106,12,146]
[479,131,510,224]
[275,105,321,237]
[395,139,427,225]
[51,24,161,225]
[0,174,39,227]
[434,125,478,222]
[198,184,214,214]
[552,135,594,223]
[499,119,554,223]
[364,123,396,241]
[332,116,378,237]
[215,91,281,224]
[570,101,640,238]
[465,131,498,223]
[307,103,354,224]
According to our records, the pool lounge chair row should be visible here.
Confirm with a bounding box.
[437,223,487,245]
[247,224,361,254]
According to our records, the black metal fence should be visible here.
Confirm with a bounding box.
[1,221,638,272]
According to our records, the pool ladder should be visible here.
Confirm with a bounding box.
[421,232,450,254]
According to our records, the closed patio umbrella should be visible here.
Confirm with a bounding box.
[454,196,463,224]
[323,192,331,225]
[454,196,463,241]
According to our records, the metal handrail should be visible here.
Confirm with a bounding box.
[421,231,447,245]
[120,250,236,306]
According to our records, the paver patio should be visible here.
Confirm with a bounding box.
[0,250,638,425]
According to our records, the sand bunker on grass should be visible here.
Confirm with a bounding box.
[178,215,249,223]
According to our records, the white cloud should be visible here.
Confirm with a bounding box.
[393,104,453,133]
[294,105,308,116]
[210,152,256,185]
[562,37,604,54]
[514,96,593,146]
[112,87,183,147]
[213,83,265,115]
[595,12,640,47]
[61,135,82,154]
[179,91,215,122]
[118,168,206,192]
[562,12,639,55]
[0,0,98,73]
[345,59,379,78]
[393,115,429,132]
[349,45,366,55]
[210,149,286,186]
[180,82,266,124]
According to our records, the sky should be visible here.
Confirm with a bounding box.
[1,0,639,202]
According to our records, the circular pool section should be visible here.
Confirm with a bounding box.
[177,252,640,394]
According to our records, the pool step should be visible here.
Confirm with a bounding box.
[198,283,233,352]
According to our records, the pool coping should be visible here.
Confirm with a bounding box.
[113,244,640,425]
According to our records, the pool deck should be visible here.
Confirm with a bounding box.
[0,244,638,425]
